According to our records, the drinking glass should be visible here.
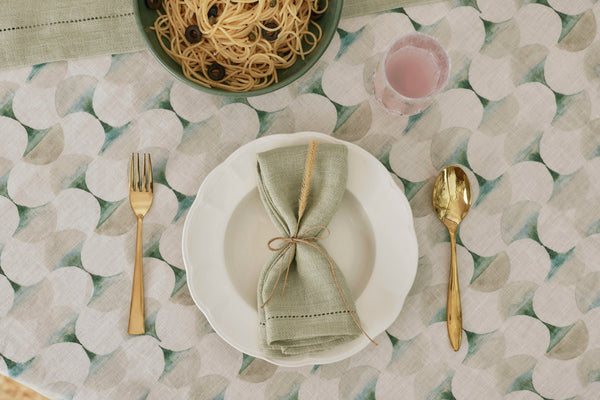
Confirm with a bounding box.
[373,33,450,116]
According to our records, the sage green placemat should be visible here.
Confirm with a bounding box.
[0,0,445,70]
[342,0,444,18]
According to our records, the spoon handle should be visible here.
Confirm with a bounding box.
[447,229,462,351]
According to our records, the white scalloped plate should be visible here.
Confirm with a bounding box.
[182,132,418,367]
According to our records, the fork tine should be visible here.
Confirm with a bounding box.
[142,153,148,192]
[130,153,134,191]
[148,154,153,192]
[136,153,141,191]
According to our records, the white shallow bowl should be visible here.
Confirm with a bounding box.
[182,132,418,367]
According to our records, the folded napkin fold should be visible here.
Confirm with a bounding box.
[0,0,446,71]
[256,142,362,356]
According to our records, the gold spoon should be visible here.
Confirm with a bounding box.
[432,165,471,351]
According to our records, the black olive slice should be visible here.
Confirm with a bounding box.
[208,5,219,18]
[207,63,226,81]
[262,22,279,41]
[185,25,202,43]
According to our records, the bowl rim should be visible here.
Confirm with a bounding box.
[132,0,344,97]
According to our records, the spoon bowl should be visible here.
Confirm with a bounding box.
[432,165,471,351]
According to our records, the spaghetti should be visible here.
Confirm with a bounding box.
[152,0,328,92]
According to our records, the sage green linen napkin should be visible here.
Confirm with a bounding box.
[0,0,446,70]
[0,1,144,70]
[256,143,361,356]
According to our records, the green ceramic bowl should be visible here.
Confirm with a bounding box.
[133,0,343,97]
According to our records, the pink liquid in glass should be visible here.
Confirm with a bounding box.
[373,33,449,115]
[384,46,441,99]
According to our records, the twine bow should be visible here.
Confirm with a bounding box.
[262,225,330,302]
[260,140,376,345]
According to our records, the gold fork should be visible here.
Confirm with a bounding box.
[128,153,153,335]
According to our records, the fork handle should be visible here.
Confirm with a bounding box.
[128,216,145,335]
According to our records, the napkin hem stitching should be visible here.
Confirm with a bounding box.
[263,310,356,322]
[0,13,135,33]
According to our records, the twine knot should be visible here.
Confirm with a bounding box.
[267,225,329,251]
[263,225,330,301]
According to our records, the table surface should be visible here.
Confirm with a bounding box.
[1,1,600,399]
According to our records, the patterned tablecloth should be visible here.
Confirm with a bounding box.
[1,1,600,399]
